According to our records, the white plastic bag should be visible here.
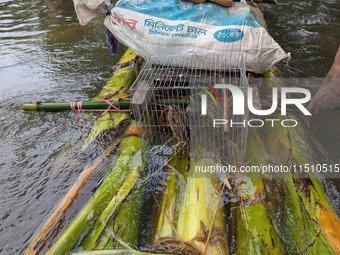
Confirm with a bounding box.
[73,0,108,26]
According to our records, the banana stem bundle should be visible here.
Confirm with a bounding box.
[78,143,143,251]
[46,129,142,255]
[148,149,189,246]
[231,131,285,254]
[176,154,229,255]
[229,66,340,254]
[262,67,340,254]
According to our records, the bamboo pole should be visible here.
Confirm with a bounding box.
[21,99,190,112]
[21,100,131,112]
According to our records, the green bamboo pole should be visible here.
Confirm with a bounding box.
[21,100,131,112]
[21,99,190,112]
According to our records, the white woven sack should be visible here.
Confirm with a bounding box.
[104,0,290,73]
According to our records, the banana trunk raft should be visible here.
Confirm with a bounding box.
[24,50,340,255]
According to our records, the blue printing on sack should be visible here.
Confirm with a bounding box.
[214,28,244,42]
[116,0,262,28]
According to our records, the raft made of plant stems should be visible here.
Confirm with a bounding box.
[24,48,142,255]
[138,67,340,255]
[26,49,340,255]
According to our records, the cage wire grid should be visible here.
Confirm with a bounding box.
[130,52,249,168]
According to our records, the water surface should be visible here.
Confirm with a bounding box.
[0,1,124,253]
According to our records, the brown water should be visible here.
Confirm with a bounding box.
[0,0,339,254]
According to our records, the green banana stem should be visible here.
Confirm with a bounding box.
[81,48,141,152]
[176,156,229,255]
[260,67,340,254]
[147,149,189,247]
[231,130,285,255]
[103,183,143,250]
[79,151,143,250]
[46,129,141,255]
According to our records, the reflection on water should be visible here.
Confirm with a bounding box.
[0,0,339,254]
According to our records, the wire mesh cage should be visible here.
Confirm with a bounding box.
[130,52,249,167]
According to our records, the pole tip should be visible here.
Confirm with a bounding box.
[21,104,37,111]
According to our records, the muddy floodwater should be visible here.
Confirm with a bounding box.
[0,0,340,254]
